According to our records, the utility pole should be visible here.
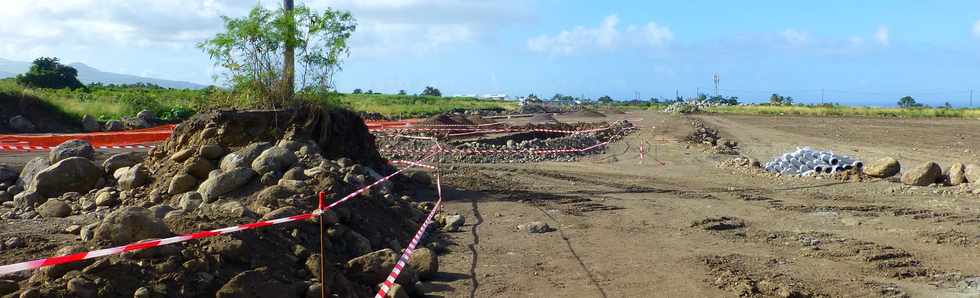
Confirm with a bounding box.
[821,88,824,104]
[971,89,974,107]
[283,0,295,99]
[713,73,720,97]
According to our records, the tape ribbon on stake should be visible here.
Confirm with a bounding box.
[375,173,443,298]
[0,146,442,276]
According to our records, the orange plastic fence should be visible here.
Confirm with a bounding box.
[0,125,176,148]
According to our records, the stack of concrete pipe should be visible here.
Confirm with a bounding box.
[764,147,863,176]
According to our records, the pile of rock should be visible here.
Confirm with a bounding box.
[685,119,738,154]
[0,108,449,297]
[663,100,720,114]
[861,157,980,191]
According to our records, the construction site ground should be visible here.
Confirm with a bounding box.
[424,111,980,298]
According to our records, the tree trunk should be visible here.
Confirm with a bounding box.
[283,0,295,101]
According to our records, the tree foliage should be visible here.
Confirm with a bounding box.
[199,4,356,107]
[769,93,793,106]
[16,57,85,89]
[421,86,441,97]
[898,96,922,108]
[597,95,613,103]
[352,88,362,94]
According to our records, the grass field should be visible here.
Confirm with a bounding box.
[706,104,980,118]
[325,93,518,118]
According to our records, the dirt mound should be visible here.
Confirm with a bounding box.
[421,113,474,126]
[602,108,626,114]
[464,114,493,125]
[0,92,81,133]
[528,113,560,124]
[8,106,444,297]
[568,109,606,118]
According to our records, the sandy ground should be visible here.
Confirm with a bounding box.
[423,111,980,298]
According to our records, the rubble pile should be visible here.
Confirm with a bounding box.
[377,121,636,163]
[685,119,738,154]
[663,100,720,114]
[0,106,447,298]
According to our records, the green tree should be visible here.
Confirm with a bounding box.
[898,96,921,108]
[769,93,793,105]
[352,88,362,94]
[15,57,85,89]
[421,86,441,97]
[597,95,613,103]
[199,4,356,107]
[397,89,406,95]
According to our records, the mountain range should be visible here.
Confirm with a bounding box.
[0,58,206,89]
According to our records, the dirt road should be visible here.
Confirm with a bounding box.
[425,111,980,297]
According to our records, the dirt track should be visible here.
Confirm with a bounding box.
[423,111,980,297]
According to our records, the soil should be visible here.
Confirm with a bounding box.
[567,109,606,118]
[4,110,980,297]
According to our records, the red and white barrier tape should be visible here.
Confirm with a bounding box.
[0,144,157,151]
[376,126,613,135]
[0,148,440,276]
[389,160,439,170]
[375,173,443,298]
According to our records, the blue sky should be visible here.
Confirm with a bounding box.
[2,0,980,106]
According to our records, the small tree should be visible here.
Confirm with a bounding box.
[597,95,613,103]
[352,88,362,94]
[16,57,84,89]
[898,96,921,108]
[398,89,406,95]
[421,86,441,97]
[199,4,356,107]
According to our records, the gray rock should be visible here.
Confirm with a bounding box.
[179,191,203,212]
[80,223,98,241]
[6,184,22,195]
[199,144,226,160]
[966,164,980,184]
[282,167,308,180]
[81,115,99,132]
[93,207,172,245]
[133,287,151,298]
[443,214,465,232]
[0,191,9,203]
[37,199,71,218]
[219,142,273,172]
[8,115,36,132]
[29,157,103,198]
[117,164,150,190]
[902,162,943,186]
[346,249,399,285]
[95,190,119,207]
[260,171,280,186]
[168,174,198,194]
[184,157,215,180]
[103,120,124,132]
[65,224,82,234]
[66,276,96,298]
[519,221,553,233]
[102,152,145,174]
[148,205,175,219]
[215,268,291,298]
[948,163,967,186]
[4,237,24,249]
[136,109,156,122]
[864,157,901,178]
[170,148,194,163]
[251,147,297,175]
[13,191,42,209]
[49,140,95,164]
[0,279,18,296]
[197,167,256,202]
[408,247,438,280]
[260,206,300,221]
[16,157,49,189]
[0,165,17,184]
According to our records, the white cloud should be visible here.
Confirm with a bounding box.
[874,26,889,46]
[527,14,673,55]
[781,29,811,46]
[973,20,980,38]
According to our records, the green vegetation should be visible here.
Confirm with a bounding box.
[0,79,206,121]
[323,93,517,117]
[16,57,84,89]
[706,104,980,118]
[897,96,923,108]
[421,86,442,97]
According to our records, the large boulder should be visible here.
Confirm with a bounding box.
[251,147,297,175]
[947,163,967,186]
[966,164,980,184]
[81,114,99,132]
[408,247,438,280]
[199,144,226,160]
[197,167,256,202]
[220,142,273,172]
[863,157,901,178]
[117,164,150,190]
[102,152,145,174]
[215,268,294,298]
[346,249,399,285]
[49,140,95,164]
[136,110,156,122]
[901,162,942,186]
[103,120,124,132]
[16,157,49,189]
[8,115,36,132]
[184,157,215,180]
[0,165,17,184]
[168,173,198,194]
[93,207,172,245]
[37,199,71,218]
[29,157,103,198]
